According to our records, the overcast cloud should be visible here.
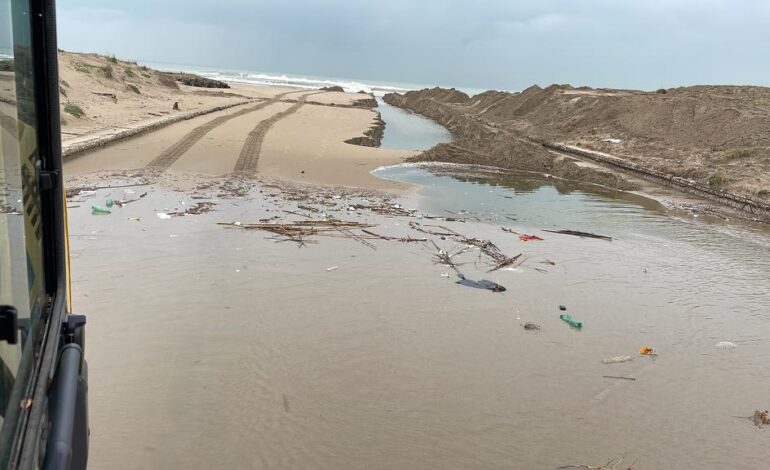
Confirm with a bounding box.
[56,0,770,91]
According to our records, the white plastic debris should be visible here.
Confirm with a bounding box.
[326,266,339,272]
[602,355,633,364]
[156,213,172,220]
[603,138,623,144]
[234,221,241,226]
[714,341,737,350]
[440,273,450,277]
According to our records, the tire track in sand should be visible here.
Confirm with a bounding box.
[233,91,326,173]
[145,90,307,171]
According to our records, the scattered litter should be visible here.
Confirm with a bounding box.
[501,227,519,235]
[543,229,613,241]
[603,375,636,381]
[487,254,525,272]
[156,213,172,220]
[559,313,583,329]
[78,190,96,197]
[522,322,541,331]
[455,274,506,292]
[91,205,111,215]
[639,347,656,356]
[326,266,339,272]
[440,273,450,277]
[714,341,737,350]
[559,305,567,311]
[519,234,543,242]
[115,193,146,207]
[128,217,141,222]
[603,138,623,144]
[219,220,376,248]
[752,410,769,427]
[602,355,633,364]
[105,198,114,208]
[542,259,556,266]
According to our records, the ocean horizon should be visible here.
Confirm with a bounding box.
[138,59,490,97]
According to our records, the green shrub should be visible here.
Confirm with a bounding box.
[107,54,118,63]
[726,149,752,160]
[124,67,135,77]
[73,62,93,73]
[707,171,728,189]
[158,74,179,89]
[100,64,114,79]
[64,103,84,118]
[126,84,140,94]
[60,116,67,126]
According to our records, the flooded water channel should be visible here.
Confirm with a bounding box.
[70,99,770,470]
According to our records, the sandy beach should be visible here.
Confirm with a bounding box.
[59,52,414,190]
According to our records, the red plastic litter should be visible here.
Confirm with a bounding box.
[519,234,543,241]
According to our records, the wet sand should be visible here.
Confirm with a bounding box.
[65,173,770,470]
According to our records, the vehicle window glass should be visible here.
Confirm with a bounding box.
[0,0,44,424]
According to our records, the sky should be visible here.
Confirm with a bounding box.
[55,0,770,91]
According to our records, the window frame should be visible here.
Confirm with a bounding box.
[0,0,70,466]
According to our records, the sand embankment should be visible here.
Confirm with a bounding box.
[58,52,413,189]
[384,85,770,216]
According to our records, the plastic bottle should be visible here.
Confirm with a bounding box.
[559,314,583,329]
[105,198,114,207]
[91,205,111,215]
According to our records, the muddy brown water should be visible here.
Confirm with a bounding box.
[66,164,770,469]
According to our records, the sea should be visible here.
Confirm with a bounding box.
[138,59,488,97]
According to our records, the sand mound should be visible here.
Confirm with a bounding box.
[386,84,770,200]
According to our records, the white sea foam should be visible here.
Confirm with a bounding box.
[190,70,413,96]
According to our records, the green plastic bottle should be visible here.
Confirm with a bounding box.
[559,314,583,329]
[105,198,114,207]
[91,205,111,215]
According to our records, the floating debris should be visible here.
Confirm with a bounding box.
[752,410,770,427]
[522,322,542,331]
[455,274,506,292]
[559,314,583,329]
[543,229,613,241]
[602,355,633,364]
[639,347,656,356]
[91,205,111,215]
[714,341,737,350]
